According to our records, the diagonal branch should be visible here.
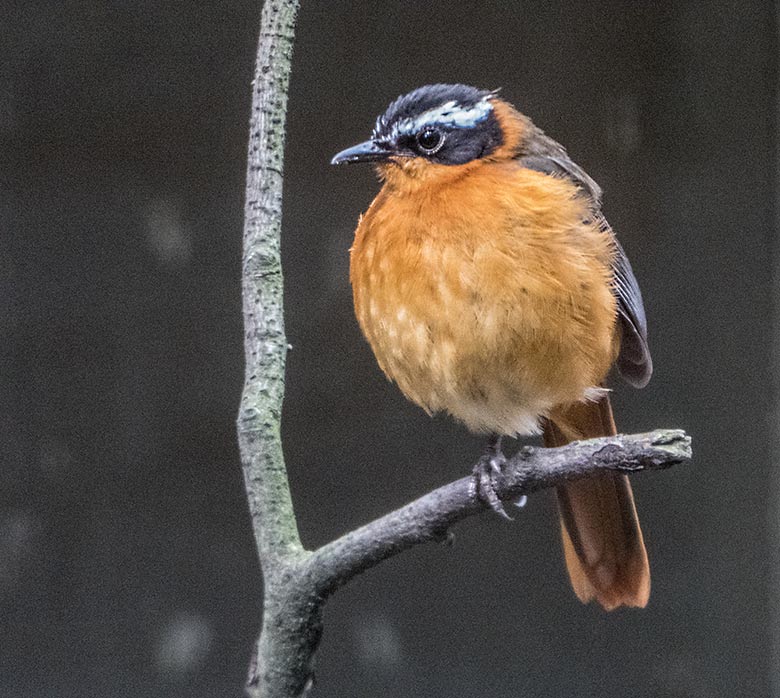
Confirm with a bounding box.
[303,429,691,597]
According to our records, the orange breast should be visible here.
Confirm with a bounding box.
[350,161,619,435]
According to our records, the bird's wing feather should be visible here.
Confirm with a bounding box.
[518,141,652,388]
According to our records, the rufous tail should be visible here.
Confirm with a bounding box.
[543,396,650,611]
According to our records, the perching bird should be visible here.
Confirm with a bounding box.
[331,84,652,610]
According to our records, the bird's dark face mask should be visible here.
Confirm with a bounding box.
[331,83,506,171]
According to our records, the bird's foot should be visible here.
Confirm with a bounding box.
[473,440,512,520]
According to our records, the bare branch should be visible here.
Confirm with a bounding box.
[238,0,302,570]
[238,1,307,697]
[236,4,692,697]
[304,429,691,596]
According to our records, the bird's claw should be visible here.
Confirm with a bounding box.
[473,453,512,520]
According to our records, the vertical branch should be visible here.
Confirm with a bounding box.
[238,0,302,569]
[238,3,316,695]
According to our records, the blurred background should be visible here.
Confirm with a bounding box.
[0,1,776,696]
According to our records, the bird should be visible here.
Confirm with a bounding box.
[331,84,652,611]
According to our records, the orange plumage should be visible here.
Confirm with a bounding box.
[335,84,651,610]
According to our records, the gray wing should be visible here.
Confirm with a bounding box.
[609,236,652,387]
[518,136,652,388]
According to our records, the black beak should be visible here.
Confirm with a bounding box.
[330,139,391,165]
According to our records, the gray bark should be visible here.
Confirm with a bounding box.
[237,0,306,695]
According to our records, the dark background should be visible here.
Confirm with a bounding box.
[0,1,776,696]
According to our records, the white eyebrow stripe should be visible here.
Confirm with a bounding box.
[388,97,493,140]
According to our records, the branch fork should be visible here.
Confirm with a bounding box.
[237,3,691,696]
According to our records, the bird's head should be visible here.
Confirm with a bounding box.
[331,84,525,186]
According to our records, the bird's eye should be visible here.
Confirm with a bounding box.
[416,128,444,154]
